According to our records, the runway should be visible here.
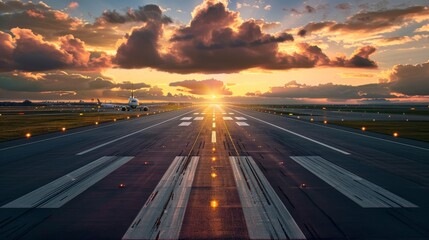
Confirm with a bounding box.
[1,105,429,239]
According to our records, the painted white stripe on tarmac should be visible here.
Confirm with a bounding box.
[229,113,234,115]
[2,156,133,208]
[180,117,192,120]
[230,109,350,155]
[291,156,418,208]
[122,156,199,240]
[211,131,216,143]
[235,117,247,120]
[236,122,249,126]
[194,117,204,120]
[212,123,216,128]
[230,156,306,239]
[76,111,195,155]
[178,122,192,126]
[193,113,199,115]
[223,117,233,120]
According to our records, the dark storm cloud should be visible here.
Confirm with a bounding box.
[115,1,377,73]
[298,6,429,37]
[169,79,232,95]
[97,5,172,24]
[332,46,378,68]
[385,62,429,96]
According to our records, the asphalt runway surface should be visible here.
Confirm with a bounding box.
[1,104,429,239]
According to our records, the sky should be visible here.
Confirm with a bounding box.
[0,0,428,103]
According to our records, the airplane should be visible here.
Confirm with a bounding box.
[97,90,149,111]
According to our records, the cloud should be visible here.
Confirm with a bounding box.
[0,28,111,72]
[415,23,429,33]
[96,5,172,24]
[68,2,79,9]
[331,46,378,68]
[246,60,429,100]
[384,61,429,96]
[264,5,271,11]
[0,0,50,13]
[115,0,377,73]
[298,6,429,38]
[335,3,351,10]
[248,80,394,100]
[169,79,232,95]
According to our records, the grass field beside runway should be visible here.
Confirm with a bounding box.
[329,121,429,142]
[0,105,185,142]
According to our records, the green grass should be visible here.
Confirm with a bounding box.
[329,121,429,143]
[0,105,185,142]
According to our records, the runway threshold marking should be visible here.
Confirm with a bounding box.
[211,131,216,143]
[235,117,247,120]
[230,156,306,239]
[76,110,196,155]
[122,156,199,240]
[236,122,249,126]
[180,117,192,121]
[2,156,133,208]
[231,109,351,155]
[178,122,192,126]
[291,156,418,208]
[223,117,233,120]
[193,117,204,120]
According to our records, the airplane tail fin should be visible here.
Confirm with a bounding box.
[97,98,101,105]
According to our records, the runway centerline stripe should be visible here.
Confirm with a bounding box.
[76,110,195,155]
[178,122,192,126]
[122,156,199,240]
[231,109,351,155]
[230,156,306,239]
[2,156,133,208]
[211,131,216,143]
[291,156,418,208]
[212,123,216,128]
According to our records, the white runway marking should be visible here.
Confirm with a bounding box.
[291,156,418,208]
[193,113,199,115]
[223,117,233,120]
[178,122,192,126]
[2,156,133,208]
[212,123,216,128]
[211,131,216,143]
[230,156,306,239]
[236,122,249,126]
[235,117,247,120]
[222,113,227,115]
[180,117,192,120]
[231,109,351,155]
[201,113,206,115]
[228,113,234,115]
[194,117,204,120]
[122,156,199,240]
[77,110,196,155]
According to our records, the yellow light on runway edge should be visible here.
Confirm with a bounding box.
[95,121,99,125]
[62,127,66,131]
[211,157,216,162]
[393,132,399,137]
[361,127,366,131]
[211,172,217,178]
[25,133,31,138]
